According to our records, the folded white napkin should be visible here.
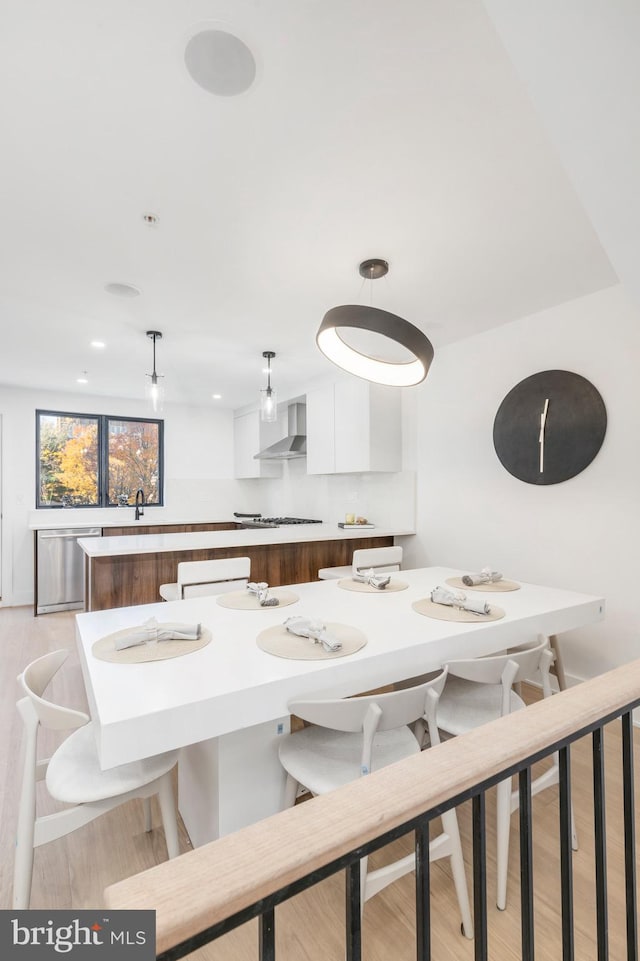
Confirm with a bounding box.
[114,617,201,650]
[353,567,391,590]
[284,616,342,652]
[461,567,503,586]
[430,586,491,615]
[247,581,280,606]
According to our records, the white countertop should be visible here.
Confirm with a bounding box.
[78,523,412,557]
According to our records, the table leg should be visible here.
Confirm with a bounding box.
[178,715,291,847]
[548,634,568,691]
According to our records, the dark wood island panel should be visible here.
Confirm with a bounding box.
[86,536,393,611]
[105,522,238,537]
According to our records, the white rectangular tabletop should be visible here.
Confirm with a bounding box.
[75,567,604,770]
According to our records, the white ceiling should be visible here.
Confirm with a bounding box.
[0,0,619,411]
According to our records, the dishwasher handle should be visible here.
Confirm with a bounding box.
[38,529,102,539]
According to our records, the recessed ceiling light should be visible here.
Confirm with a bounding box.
[185,29,257,96]
[104,282,141,297]
[91,340,106,349]
[212,393,222,400]
[77,372,89,384]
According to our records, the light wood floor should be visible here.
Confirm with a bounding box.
[1,605,638,959]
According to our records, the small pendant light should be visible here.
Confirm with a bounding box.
[260,350,277,422]
[145,330,164,413]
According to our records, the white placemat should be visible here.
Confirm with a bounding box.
[412,599,505,623]
[92,627,212,663]
[216,589,299,610]
[256,622,367,660]
[446,577,520,592]
[337,578,409,594]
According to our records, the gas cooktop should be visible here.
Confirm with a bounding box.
[234,513,323,528]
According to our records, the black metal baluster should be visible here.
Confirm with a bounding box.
[473,791,488,961]
[346,861,362,961]
[519,767,534,961]
[415,820,431,961]
[559,745,575,961]
[592,726,609,961]
[259,908,275,961]
[622,711,638,961]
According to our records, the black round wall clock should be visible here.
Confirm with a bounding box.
[493,370,607,485]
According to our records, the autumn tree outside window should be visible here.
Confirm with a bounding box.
[36,410,163,508]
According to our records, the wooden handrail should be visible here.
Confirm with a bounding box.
[105,659,640,956]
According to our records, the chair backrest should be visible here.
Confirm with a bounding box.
[445,637,554,717]
[18,649,89,732]
[352,546,403,575]
[177,557,251,598]
[287,669,447,774]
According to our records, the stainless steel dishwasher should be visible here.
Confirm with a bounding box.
[36,527,102,614]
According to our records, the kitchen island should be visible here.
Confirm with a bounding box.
[79,523,409,611]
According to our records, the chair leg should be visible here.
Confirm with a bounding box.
[13,776,37,910]
[157,775,180,859]
[283,773,299,809]
[12,835,35,910]
[441,810,474,939]
[142,797,152,833]
[495,777,512,911]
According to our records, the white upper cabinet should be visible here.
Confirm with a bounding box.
[233,410,282,479]
[306,379,402,474]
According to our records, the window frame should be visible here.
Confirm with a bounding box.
[36,409,164,509]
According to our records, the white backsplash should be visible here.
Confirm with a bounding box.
[248,462,416,529]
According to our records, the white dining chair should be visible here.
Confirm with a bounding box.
[318,545,403,581]
[159,556,251,600]
[436,636,573,911]
[13,649,180,910]
[278,670,473,938]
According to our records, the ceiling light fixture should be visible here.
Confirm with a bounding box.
[260,351,277,422]
[91,340,106,349]
[316,259,434,387]
[77,371,89,385]
[145,330,164,413]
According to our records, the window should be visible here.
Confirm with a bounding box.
[36,410,163,508]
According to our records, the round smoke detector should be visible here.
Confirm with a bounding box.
[185,29,257,96]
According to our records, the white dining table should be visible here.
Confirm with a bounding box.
[75,566,604,847]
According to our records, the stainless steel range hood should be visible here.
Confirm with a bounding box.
[254,402,307,460]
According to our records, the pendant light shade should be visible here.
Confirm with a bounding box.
[260,350,277,422]
[316,260,434,387]
[145,330,164,413]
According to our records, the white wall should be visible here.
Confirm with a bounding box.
[406,283,640,683]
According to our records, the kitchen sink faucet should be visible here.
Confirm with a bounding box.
[134,488,145,521]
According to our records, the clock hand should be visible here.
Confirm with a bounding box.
[539,399,549,473]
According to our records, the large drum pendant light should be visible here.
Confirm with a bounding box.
[316,260,434,387]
